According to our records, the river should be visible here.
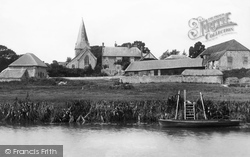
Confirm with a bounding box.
[0,123,250,157]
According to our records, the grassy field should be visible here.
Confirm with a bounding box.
[1,79,250,104]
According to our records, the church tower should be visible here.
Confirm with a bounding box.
[75,19,90,56]
[66,19,97,70]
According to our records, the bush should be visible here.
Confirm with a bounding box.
[223,68,250,81]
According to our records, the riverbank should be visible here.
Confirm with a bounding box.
[1,96,250,124]
[1,79,250,124]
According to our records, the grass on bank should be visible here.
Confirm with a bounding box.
[1,78,250,104]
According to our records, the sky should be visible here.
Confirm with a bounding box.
[0,0,250,63]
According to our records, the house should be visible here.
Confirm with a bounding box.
[125,58,204,76]
[200,39,250,70]
[66,19,97,70]
[0,53,47,81]
[102,44,157,75]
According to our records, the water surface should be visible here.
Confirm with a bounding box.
[0,124,250,157]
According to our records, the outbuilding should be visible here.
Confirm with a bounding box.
[0,53,47,81]
[181,69,223,84]
[125,58,204,76]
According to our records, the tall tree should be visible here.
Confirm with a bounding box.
[90,45,103,73]
[0,45,19,72]
[159,49,180,60]
[189,41,205,58]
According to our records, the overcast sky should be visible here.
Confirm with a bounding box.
[1,0,250,63]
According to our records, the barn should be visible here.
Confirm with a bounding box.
[0,53,47,81]
[125,58,204,76]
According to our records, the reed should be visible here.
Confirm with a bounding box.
[0,96,249,124]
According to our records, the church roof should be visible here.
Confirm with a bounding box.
[9,53,47,67]
[67,48,97,65]
[75,19,90,50]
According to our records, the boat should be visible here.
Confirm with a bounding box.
[159,119,241,128]
[159,90,241,128]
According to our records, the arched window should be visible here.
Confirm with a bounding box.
[72,64,75,69]
[84,55,89,66]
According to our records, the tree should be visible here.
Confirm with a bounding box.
[159,49,180,60]
[119,41,150,54]
[0,45,20,72]
[114,57,130,70]
[189,41,205,58]
[66,57,72,62]
[90,45,103,74]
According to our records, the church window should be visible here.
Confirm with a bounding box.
[84,55,89,66]
[72,64,75,69]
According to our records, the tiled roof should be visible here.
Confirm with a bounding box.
[200,39,250,56]
[103,47,142,57]
[9,53,47,67]
[0,68,27,78]
[182,69,223,76]
[125,58,203,72]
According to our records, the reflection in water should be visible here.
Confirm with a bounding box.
[0,123,250,157]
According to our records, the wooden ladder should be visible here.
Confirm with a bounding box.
[185,103,195,120]
[184,90,195,120]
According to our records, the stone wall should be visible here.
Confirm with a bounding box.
[120,75,223,84]
[60,75,223,84]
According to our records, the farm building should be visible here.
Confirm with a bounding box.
[200,39,250,70]
[181,69,223,84]
[0,69,29,82]
[102,44,157,75]
[0,53,47,81]
[66,19,97,70]
[125,58,204,76]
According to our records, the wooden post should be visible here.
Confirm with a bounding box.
[184,90,186,120]
[200,92,207,120]
[175,90,180,119]
[193,102,196,120]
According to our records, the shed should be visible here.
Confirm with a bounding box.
[181,69,223,84]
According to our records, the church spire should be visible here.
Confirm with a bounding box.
[75,19,90,56]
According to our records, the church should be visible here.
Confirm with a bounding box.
[66,19,97,70]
